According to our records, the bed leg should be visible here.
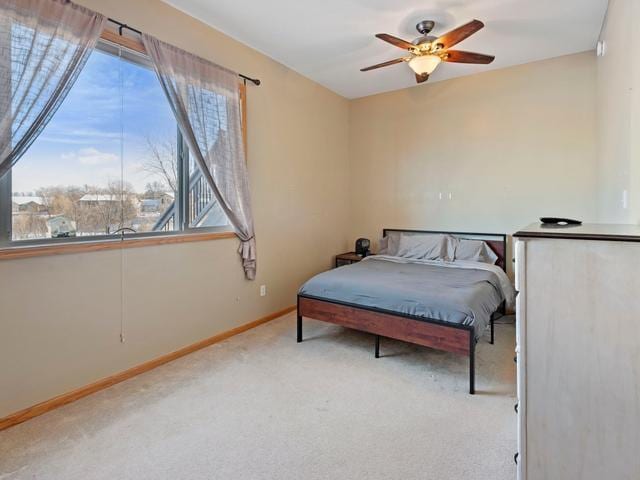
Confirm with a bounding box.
[297,315,302,343]
[375,335,380,358]
[469,334,476,395]
[490,316,495,345]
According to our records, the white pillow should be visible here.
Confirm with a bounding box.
[455,239,498,264]
[396,233,447,260]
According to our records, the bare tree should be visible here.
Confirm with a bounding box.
[143,180,168,199]
[12,214,47,240]
[37,185,85,224]
[79,181,138,234]
[142,135,178,194]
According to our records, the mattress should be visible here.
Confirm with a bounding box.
[298,255,513,339]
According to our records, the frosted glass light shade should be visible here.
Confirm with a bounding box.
[408,55,441,75]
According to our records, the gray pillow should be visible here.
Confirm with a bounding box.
[378,236,389,254]
[396,233,447,260]
[442,234,458,262]
[378,231,402,256]
[455,239,498,264]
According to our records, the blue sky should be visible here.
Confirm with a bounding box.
[13,47,178,194]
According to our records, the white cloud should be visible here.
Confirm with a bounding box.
[61,148,119,166]
[40,128,121,145]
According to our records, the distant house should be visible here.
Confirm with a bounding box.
[140,192,174,213]
[141,199,161,213]
[79,193,140,209]
[47,215,76,238]
[11,196,47,214]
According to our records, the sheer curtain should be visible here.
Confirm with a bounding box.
[142,34,257,280]
[0,0,105,179]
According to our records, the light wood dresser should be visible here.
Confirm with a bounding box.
[513,223,640,480]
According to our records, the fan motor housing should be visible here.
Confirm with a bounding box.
[413,20,437,46]
[412,34,437,46]
[416,20,435,35]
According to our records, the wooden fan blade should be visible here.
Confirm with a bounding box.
[375,33,415,50]
[360,58,406,72]
[443,50,495,64]
[415,73,429,84]
[435,19,484,49]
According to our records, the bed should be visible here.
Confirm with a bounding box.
[296,229,514,394]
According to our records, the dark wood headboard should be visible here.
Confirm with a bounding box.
[382,229,508,273]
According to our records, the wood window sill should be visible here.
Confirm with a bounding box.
[0,231,236,261]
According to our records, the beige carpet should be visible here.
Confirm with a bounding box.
[0,312,516,480]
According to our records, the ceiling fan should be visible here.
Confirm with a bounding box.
[361,19,495,84]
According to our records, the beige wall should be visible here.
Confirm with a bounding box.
[348,52,598,255]
[596,0,640,223]
[0,2,606,419]
[0,0,350,417]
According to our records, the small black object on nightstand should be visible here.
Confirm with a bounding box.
[355,238,370,256]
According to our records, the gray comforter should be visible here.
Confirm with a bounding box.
[298,256,507,338]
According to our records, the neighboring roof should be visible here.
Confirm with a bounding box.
[79,194,130,202]
[12,196,44,205]
[47,215,74,226]
[142,192,174,200]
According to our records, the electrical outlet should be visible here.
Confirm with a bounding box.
[596,40,606,57]
[623,190,629,209]
[260,285,266,296]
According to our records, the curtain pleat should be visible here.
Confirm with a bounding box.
[0,0,105,178]
[142,34,257,280]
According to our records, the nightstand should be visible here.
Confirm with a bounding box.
[335,252,372,268]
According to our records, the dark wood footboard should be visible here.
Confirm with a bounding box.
[297,294,477,394]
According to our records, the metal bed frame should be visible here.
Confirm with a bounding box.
[297,229,507,394]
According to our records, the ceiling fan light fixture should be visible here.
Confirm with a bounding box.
[408,55,441,75]
[362,20,493,85]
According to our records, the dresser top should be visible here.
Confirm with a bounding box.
[514,223,640,242]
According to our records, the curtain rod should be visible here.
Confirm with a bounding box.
[107,18,261,86]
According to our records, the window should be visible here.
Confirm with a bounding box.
[1,37,232,245]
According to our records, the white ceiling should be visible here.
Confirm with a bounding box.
[163,0,608,99]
